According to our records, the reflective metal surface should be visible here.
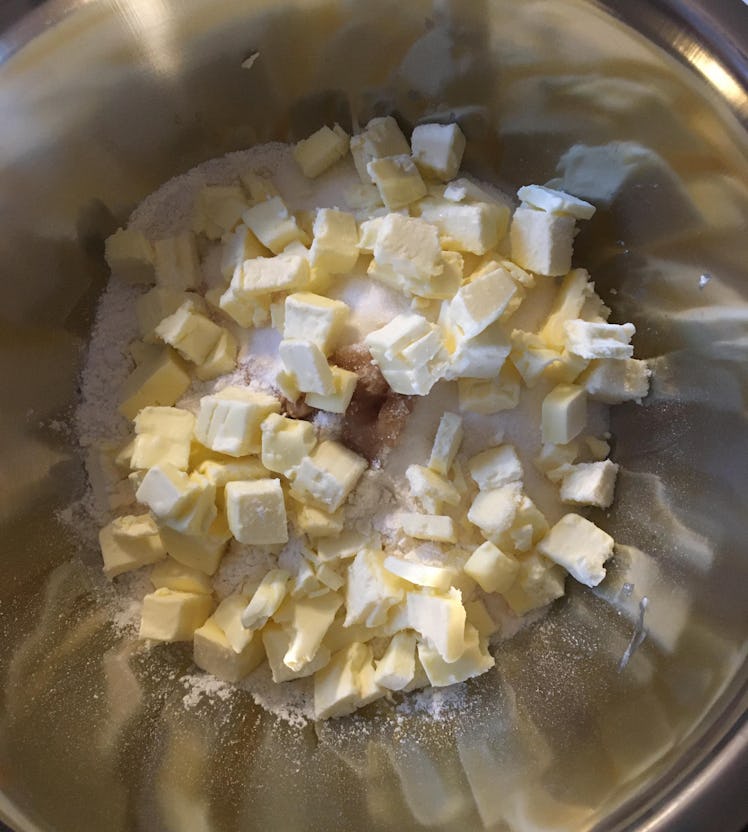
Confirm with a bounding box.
[0,2,746,831]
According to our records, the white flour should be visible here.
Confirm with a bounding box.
[70,142,585,727]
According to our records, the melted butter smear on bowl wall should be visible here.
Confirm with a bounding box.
[0,1,746,831]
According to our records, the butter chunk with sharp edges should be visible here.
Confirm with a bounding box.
[139,588,213,642]
[510,205,576,277]
[400,513,457,544]
[195,329,239,381]
[465,598,499,638]
[505,494,549,553]
[406,588,466,662]
[213,593,254,653]
[501,552,566,615]
[538,513,614,587]
[295,504,344,538]
[155,302,229,367]
[428,412,463,477]
[315,529,370,563]
[99,514,166,578]
[309,209,359,274]
[196,457,268,487]
[294,124,349,178]
[517,185,596,219]
[444,319,511,380]
[541,384,587,444]
[383,555,454,592]
[535,441,580,484]
[468,444,523,490]
[367,155,427,210]
[218,285,272,328]
[225,478,288,545]
[241,569,290,629]
[119,347,191,421]
[344,547,404,627]
[411,122,466,181]
[578,358,650,404]
[153,232,200,290]
[105,227,155,285]
[291,440,367,512]
[350,116,410,182]
[417,199,508,255]
[150,557,212,595]
[263,624,330,683]
[233,253,310,296]
[305,365,358,413]
[283,292,349,354]
[457,369,520,415]
[159,520,230,575]
[560,460,619,508]
[406,465,460,514]
[417,623,494,686]
[284,591,343,671]
[564,320,635,359]
[467,482,522,539]
[261,412,316,477]
[373,631,417,691]
[448,266,517,338]
[373,214,442,284]
[195,387,280,457]
[242,196,307,253]
[510,330,562,387]
[131,406,195,471]
[538,269,594,349]
[193,185,248,239]
[279,339,335,395]
[136,287,201,343]
[464,541,519,594]
[313,642,369,720]
[365,313,433,362]
[193,617,264,683]
[136,465,216,535]
[220,224,269,280]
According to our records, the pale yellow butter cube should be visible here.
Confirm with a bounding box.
[241,569,290,629]
[560,460,619,508]
[372,214,442,285]
[383,555,454,592]
[260,412,316,477]
[417,623,494,686]
[510,205,576,277]
[159,520,230,575]
[373,631,417,691]
[534,440,580,483]
[350,116,410,182]
[128,339,161,367]
[309,209,359,274]
[541,383,587,444]
[119,347,191,421]
[225,478,288,545]
[284,591,343,671]
[448,265,517,338]
[293,124,349,178]
[506,495,549,552]
[464,541,519,594]
[355,645,387,709]
[316,562,344,591]
[195,387,280,457]
[314,642,369,719]
[239,169,279,202]
[150,557,212,595]
[153,232,201,290]
[305,365,358,414]
[406,587,466,662]
[242,196,307,253]
[467,482,522,539]
[278,338,335,395]
[411,122,466,181]
[443,319,511,380]
[344,547,405,628]
[136,287,200,343]
[220,224,269,280]
[155,302,228,366]
[428,411,463,476]
[417,199,508,255]
[219,283,273,328]
[468,444,522,491]
[196,457,268,487]
[457,366,520,415]
[501,552,566,615]
[263,624,331,683]
[315,529,369,563]
[538,513,614,587]
[131,406,194,471]
[275,369,300,401]
[139,588,213,642]
[193,617,265,683]
[517,184,596,219]
[195,329,239,381]
[357,216,384,252]
[192,185,248,240]
[105,227,155,285]
[99,514,166,578]
[212,593,254,653]
[283,292,349,354]
[400,512,457,543]
[295,505,344,538]
[565,320,635,360]
[367,155,427,210]
[510,330,562,387]
[405,465,460,514]
[136,464,217,536]
[538,268,594,348]
[578,358,650,404]
[464,598,499,638]
[291,440,367,511]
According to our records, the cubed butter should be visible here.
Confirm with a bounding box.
[313,642,368,719]
[541,384,587,445]
[260,412,317,477]
[309,209,359,274]
[411,122,466,181]
[139,588,213,642]
[150,556,212,595]
[464,541,519,594]
[373,631,417,691]
[293,124,349,178]
[283,292,349,354]
[136,465,217,536]
[99,514,166,578]
[241,569,291,629]
[344,547,404,628]
[510,205,576,277]
[467,482,522,539]
[578,358,651,404]
[263,624,331,683]
[350,116,410,183]
[448,266,517,338]
[105,227,155,285]
[295,504,344,538]
[383,555,454,592]
[225,478,288,545]
[195,387,280,457]
[291,440,367,512]
[406,588,466,662]
[155,302,229,367]
[153,232,201,290]
[428,411,463,477]
[278,338,335,395]
[367,155,427,210]
[537,513,614,587]
[564,320,636,360]
[372,214,442,285]
[131,406,195,471]
[417,624,494,686]
[242,196,307,254]
[305,365,358,413]
[517,185,596,219]
[119,347,191,421]
[193,617,265,683]
[417,199,508,255]
[405,464,460,514]
[159,520,230,575]
[192,185,248,240]
[457,366,520,415]
[400,512,457,544]
[284,591,343,671]
[468,444,523,490]
[501,552,566,615]
[560,460,619,508]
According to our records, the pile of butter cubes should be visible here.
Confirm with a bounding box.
[97,116,650,719]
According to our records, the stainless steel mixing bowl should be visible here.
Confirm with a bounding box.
[0,1,746,830]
